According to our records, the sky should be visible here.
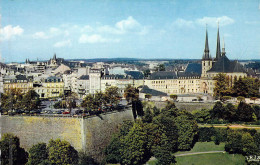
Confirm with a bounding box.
[0,0,260,63]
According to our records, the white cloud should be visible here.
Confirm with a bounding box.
[196,16,234,27]
[54,39,72,48]
[116,16,141,32]
[50,27,60,34]
[97,16,148,35]
[0,25,24,40]
[79,34,120,44]
[33,32,49,39]
[173,18,194,28]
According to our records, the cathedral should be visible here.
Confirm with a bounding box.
[146,25,247,96]
[200,25,247,94]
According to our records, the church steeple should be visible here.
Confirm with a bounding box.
[53,53,57,61]
[221,37,226,56]
[202,26,211,60]
[216,23,221,60]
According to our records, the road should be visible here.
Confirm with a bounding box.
[174,151,225,157]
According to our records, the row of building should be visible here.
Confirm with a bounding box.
[0,27,251,100]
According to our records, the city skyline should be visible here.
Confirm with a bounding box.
[0,0,260,62]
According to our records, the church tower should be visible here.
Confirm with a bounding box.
[215,23,221,60]
[201,27,212,78]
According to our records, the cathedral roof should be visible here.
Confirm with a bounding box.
[208,55,245,73]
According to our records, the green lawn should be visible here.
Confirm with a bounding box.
[175,153,245,165]
[175,142,225,154]
[147,142,246,165]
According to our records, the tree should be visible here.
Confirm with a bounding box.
[237,102,254,122]
[27,143,48,165]
[123,85,139,103]
[0,88,23,112]
[78,152,98,165]
[152,133,176,165]
[170,94,178,101]
[174,111,198,150]
[211,101,226,120]
[21,90,41,112]
[225,103,237,122]
[213,73,230,100]
[143,69,151,78]
[142,107,153,123]
[104,86,120,105]
[0,133,28,165]
[155,64,166,71]
[145,93,152,101]
[81,94,95,110]
[48,139,78,165]
[232,77,247,97]
[192,109,211,123]
[120,120,152,165]
[237,96,245,103]
[132,99,144,118]
[241,132,258,155]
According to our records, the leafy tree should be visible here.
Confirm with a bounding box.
[253,105,260,120]
[142,107,153,123]
[22,90,41,111]
[225,130,243,154]
[170,94,178,101]
[225,103,237,122]
[232,77,247,97]
[0,133,28,165]
[0,88,23,112]
[153,113,178,153]
[174,111,198,150]
[211,101,226,120]
[78,152,98,165]
[155,64,166,71]
[104,135,122,164]
[53,101,66,109]
[81,94,95,110]
[237,96,245,102]
[152,106,160,117]
[192,109,211,123]
[120,120,152,165]
[152,133,176,165]
[213,73,230,100]
[48,139,78,165]
[132,99,144,118]
[145,93,152,101]
[27,143,48,165]
[123,85,139,103]
[241,132,258,155]
[104,86,120,105]
[237,102,254,122]
[143,69,151,78]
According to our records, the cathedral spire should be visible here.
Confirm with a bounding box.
[216,22,221,60]
[221,37,226,56]
[202,25,211,60]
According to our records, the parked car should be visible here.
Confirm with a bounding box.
[62,111,70,114]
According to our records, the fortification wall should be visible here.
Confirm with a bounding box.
[154,102,215,112]
[0,109,133,162]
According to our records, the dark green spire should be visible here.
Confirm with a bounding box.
[202,26,211,60]
[216,23,221,60]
